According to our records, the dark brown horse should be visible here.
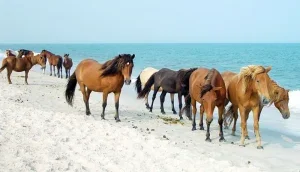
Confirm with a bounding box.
[182,68,227,142]
[17,49,34,58]
[40,50,63,78]
[5,50,16,57]
[65,54,135,122]
[137,68,197,120]
[63,54,73,78]
[0,54,46,84]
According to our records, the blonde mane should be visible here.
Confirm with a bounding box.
[238,65,269,93]
[270,80,288,103]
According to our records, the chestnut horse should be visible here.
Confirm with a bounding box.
[40,50,63,78]
[65,54,135,122]
[63,54,73,78]
[137,68,197,120]
[5,50,16,57]
[223,65,273,149]
[0,54,46,84]
[222,71,290,130]
[135,67,176,113]
[182,68,226,142]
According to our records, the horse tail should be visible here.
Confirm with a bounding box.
[181,94,192,119]
[0,59,8,73]
[135,74,142,94]
[137,72,156,98]
[58,56,63,69]
[65,72,77,106]
[224,104,234,127]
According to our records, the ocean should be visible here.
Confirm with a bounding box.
[0,43,299,139]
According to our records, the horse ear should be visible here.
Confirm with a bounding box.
[286,89,290,92]
[118,54,122,58]
[213,87,222,91]
[132,54,135,59]
[265,66,272,73]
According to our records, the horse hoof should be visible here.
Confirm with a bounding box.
[86,112,91,116]
[115,118,121,122]
[101,116,105,120]
[257,146,264,149]
[192,127,196,131]
[179,116,183,120]
[245,136,250,140]
[205,138,212,142]
[200,126,204,130]
[161,111,166,114]
[239,144,246,147]
[172,111,177,114]
[149,109,152,113]
[231,132,236,136]
[188,117,192,121]
[219,138,226,142]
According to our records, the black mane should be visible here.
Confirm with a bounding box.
[200,68,216,97]
[100,54,134,77]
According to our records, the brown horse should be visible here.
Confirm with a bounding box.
[40,50,63,78]
[63,54,73,78]
[0,54,46,84]
[223,65,273,149]
[5,50,16,57]
[65,54,135,122]
[222,71,290,130]
[182,68,226,142]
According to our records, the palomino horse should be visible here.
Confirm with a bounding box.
[181,68,226,142]
[5,50,16,57]
[17,49,34,58]
[0,54,46,84]
[222,71,290,130]
[65,54,135,122]
[137,68,197,120]
[223,65,273,149]
[135,67,176,113]
[63,54,73,78]
[40,50,63,78]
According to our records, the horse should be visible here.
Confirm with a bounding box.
[5,50,17,57]
[135,67,176,113]
[40,50,63,78]
[0,54,46,84]
[65,54,135,122]
[17,49,34,58]
[181,68,226,142]
[222,71,290,130]
[223,65,273,149]
[63,54,73,78]
[137,68,197,120]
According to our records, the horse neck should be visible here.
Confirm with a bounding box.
[27,56,38,66]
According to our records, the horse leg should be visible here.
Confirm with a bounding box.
[239,107,250,146]
[79,84,91,115]
[50,65,52,76]
[60,67,63,78]
[53,65,56,77]
[25,70,29,85]
[101,92,108,120]
[170,93,177,114]
[231,106,239,136]
[160,90,167,114]
[218,105,226,142]
[205,118,213,142]
[145,92,150,109]
[149,86,159,113]
[6,68,12,84]
[244,111,250,140]
[65,68,68,79]
[56,66,59,78]
[199,104,205,130]
[253,106,263,149]
[68,69,71,79]
[114,92,121,122]
[191,98,197,130]
[178,92,184,120]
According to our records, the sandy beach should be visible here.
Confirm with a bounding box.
[0,69,299,172]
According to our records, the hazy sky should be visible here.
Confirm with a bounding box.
[0,0,299,43]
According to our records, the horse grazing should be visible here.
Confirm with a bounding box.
[181,68,226,142]
[135,67,176,113]
[0,54,46,84]
[137,68,197,120]
[5,50,16,57]
[17,49,34,58]
[223,65,273,149]
[63,54,73,78]
[222,71,290,130]
[40,50,63,78]
[65,54,135,122]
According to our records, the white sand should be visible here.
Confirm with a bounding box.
[0,70,299,172]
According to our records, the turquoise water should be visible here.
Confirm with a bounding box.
[0,43,299,90]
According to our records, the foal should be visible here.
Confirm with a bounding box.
[63,54,73,78]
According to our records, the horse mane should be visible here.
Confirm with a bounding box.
[238,65,267,93]
[178,68,197,83]
[42,49,54,56]
[200,68,216,97]
[100,54,133,77]
[270,79,287,103]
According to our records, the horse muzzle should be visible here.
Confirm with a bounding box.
[124,79,131,85]
[282,112,290,119]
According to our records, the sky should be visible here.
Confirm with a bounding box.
[0,0,299,43]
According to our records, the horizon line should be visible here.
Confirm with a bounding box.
[0,42,300,44]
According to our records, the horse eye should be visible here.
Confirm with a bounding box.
[256,80,260,83]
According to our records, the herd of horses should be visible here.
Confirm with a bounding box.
[1,51,290,149]
[0,49,73,84]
